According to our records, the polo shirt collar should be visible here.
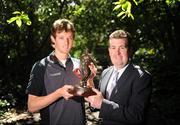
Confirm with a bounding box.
[48,51,71,65]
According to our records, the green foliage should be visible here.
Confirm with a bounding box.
[113,0,138,20]
[135,48,155,56]
[133,47,157,69]
[166,0,180,5]
[73,5,86,16]
[1,0,180,124]
[0,99,10,116]
[0,100,10,108]
[7,11,31,27]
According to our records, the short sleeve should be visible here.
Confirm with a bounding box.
[26,61,45,96]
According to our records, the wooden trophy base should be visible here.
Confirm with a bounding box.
[69,85,96,97]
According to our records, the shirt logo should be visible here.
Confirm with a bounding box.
[50,72,61,76]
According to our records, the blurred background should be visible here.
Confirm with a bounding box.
[0,0,179,124]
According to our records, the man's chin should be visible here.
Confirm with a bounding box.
[114,63,125,68]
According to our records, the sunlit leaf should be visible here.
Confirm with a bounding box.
[12,11,21,15]
[126,2,132,13]
[21,14,29,20]
[130,13,134,20]
[16,19,22,27]
[113,5,121,11]
[26,21,31,25]
[121,2,128,11]
[7,11,31,27]
[113,1,121,5]
[117,11,126,17]
[121,13,127,19]
[7,17,18,24]
[133,0,138,5]
[139,0,144,3]
[114,0,138,20]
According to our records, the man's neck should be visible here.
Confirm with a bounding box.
[114,63,129,70]
[55,51,69,61]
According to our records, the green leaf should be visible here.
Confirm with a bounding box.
[113,5,122,11]
[16,19,22,27]
[21,14,30,21]
[117,11,126,17]
[133,0,138,5]
[121,2,128,11]
[26,21,32,25]
[126,2,132,13]
[130,13,134,20]
[12,11,21,15]
[139,0,144,3]
[7,17,19,24]
[121,14,127,20]
[113,1,121,5]
[7,11,32,27]
[166,0,170,5]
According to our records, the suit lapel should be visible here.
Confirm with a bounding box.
[110,64,134,98]
[100,67,114,96]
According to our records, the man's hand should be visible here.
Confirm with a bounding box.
[85,88,104,109]
[87,62,97,87]
[57,85,74,100]
[89,62,97,79]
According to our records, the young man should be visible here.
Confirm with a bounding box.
[26,19,86,125]
[86,30,152,125]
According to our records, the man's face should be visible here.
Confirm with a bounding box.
[108,38,129,69]
[53,31,74,55]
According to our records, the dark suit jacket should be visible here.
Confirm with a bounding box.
[99,63,152,125]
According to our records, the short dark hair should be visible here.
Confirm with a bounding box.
[109,30,132,48]
[51,19,75,38]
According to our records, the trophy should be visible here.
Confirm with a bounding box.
[72,51,96,97]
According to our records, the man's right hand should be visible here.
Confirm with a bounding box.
[58,85,75,100]
[28,84,75,113]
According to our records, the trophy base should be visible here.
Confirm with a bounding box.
[70,86,96,97]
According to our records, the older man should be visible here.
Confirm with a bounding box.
[86,30,152,125]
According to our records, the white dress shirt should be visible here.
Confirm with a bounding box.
[106,64,129,99]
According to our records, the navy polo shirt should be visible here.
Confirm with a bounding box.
[26,53,86,125]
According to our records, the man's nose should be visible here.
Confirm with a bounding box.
[65,38,70,44]
[116,48,121,54]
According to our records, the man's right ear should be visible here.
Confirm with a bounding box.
[50,35,55,48]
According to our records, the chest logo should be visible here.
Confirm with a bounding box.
[50,72,61,76]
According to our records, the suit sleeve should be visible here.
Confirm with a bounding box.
[99,71,152,124]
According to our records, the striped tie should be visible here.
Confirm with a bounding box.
[106,70,119,99]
